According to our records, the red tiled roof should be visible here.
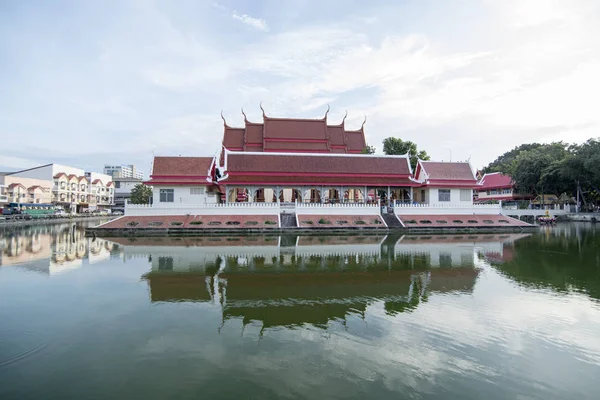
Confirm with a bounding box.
[419,161,476,181]
[106,182,113,187]
[27,185,47,191]
[245,123,264,145]
[67,174,78,180]
[92,179,103,184]
[327,126,346,147]
[222,151,415,186]
[263,141,329,152]
[264,117,328,140]
[152,156,213,177]
[479,172,513,190]
[223,127,245,149]
[8,183,26,189]
[226,152,411,175]
[220,111,367,154]
[345,131,366,152]
[78,176,88,182]
[54,173,67,179]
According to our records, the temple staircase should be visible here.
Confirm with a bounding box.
[381,211,403,228]
[280,213,297,228]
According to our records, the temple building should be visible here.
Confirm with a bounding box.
[99,106,531,231]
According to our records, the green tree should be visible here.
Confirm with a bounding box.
[382,137,430,170]
[511,143,571,196]
[130,183,153,204]
[361,145,376,154]
[483,143,543,175]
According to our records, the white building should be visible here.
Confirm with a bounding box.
[411,160,479,206]
[104,164,144,180]
[9,164,114,212]
[113,177,144,211]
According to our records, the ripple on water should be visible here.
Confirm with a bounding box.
[0,329,47,368]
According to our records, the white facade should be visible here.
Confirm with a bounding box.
[425,188,474,206]
[9,164,113,211]
[152,186,219,206]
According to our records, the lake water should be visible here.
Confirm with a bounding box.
[1,221,599,399]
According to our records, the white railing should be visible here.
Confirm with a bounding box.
[394,203,502,216]
[296,201,380,216]
[125,201,281,216]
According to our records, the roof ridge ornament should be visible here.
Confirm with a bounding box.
[341,110,348,125]
[323,104,330,120]
[220,110,228,127]
[241,108,248,122]
[260,102,267,118]
[361,115,367,130]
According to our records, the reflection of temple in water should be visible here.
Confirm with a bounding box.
[111,233,530,331]
[0,223,118,274]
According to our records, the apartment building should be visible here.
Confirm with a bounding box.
[103,164,144,180]
[8,164,114,212]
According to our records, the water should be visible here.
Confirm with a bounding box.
[0,222,599,399]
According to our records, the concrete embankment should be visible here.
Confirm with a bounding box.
[561,213,598,223]
[0,216,116,230]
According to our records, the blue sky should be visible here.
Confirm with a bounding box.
[1,0,599,174]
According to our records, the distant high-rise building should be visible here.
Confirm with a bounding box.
[103,164,144,180]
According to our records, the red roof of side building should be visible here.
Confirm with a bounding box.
[221,151,417,186]
[92,179,103,184]
[145,156,215,185]
[53,173,67,179]
[478,172,513,190]
[415,161,478,188]
[8,183,26,189]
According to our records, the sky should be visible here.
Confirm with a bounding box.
[1,0,599,175]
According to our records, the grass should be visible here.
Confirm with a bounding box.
[354,220,366,225]
[265,220,277,225]
[318,218,331,225]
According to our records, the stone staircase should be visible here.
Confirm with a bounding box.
[280,213,298,228]
[381,212,403,228]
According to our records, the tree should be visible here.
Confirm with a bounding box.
[130,184,153,204]
[483,143,543,175]
[361,145,376,154]
[382,137,430,170]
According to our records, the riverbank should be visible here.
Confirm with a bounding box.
[0,215,116,230]
[86,225,537,237]
[562,213,598,223]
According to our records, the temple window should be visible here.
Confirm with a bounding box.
[460,189,471,201]
[160,189,174,202]
[190,187,205,195]
[438,189,451,202]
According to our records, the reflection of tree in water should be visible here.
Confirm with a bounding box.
[491,227,600,300]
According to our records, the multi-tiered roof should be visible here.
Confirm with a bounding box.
[221,106,367,154]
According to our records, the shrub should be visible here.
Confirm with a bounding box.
[483,220,494,224]
[452,220,464,224]
[418,220,432,224]
[404,220,417,224]
[435,220,448,224]
[467,220,478,224]
[245,221,258,225]
[226,221,240,225]
[318,218,331,225]
[498,220,510,224]
[372,219,383,225]
[264,220,277,225]
[336,220,348,225]
[126,221,139,227]
[148,221,163,227]
[302,220,313,225]
[355,220,366,225]
[190,221,203,225]
[208,221,221,225]
[169,221,183,226]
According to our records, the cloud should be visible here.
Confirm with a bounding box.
[232,12,269,32]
